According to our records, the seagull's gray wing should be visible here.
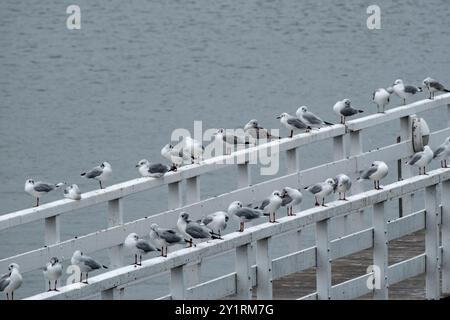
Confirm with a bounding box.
[404,85,420,94]
[201,216,214,226]
[360,166,378,179]
[185,223,210,239]
[433,146,445,158]
[223,134,246,145]
[235,207,262,220]
[429,80,446,91]
[148,163,169,174]
[408,153,423,165]
[287,117,308,129]
[136,239,156,252]
[0,275,10,291]
[34,183,55,192]
[340,106,359,117]
[259,199,270,210]
[160,229,184,244]
[303,112,323,125]
[83,167,103,179]
[308,184,323,194]
[82,256,102,270]
[281,194,293,206]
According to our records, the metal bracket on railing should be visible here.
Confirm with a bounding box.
[411,115,430,152]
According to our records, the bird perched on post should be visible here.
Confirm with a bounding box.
[423,77,450,99]
[182,137,204,163]
[63,184,81,200]
[433,137,450,168]
[304,178,335,207]
[406,145,434,175]
[280,187,303,216]
[136,159,176,178]
[177,212,222,247]
[227,201,267,232]
[80,161,112,189]
[161,143,192,167]
[244,119,280,141]
[149,223,186,257]
[358,161,389,190]
[124,233,159,266]
[256,191,283,223]
[277,112,311,138]
[372,88,393,113]
[24,179,65,207]
[43,257,63,291]
[333,99,364,124]
[333,174,352,201]
[213,128,252,155]
[0,263,22,300]
[71,250,107,284]
[392,79,422,105]
[296,106,333,129]
[198,211,229,236]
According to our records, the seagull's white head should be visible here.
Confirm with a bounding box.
[161,143,174,154]
[136,159,150,168]
[325,178,335,186]
[150,223,159,231]
[101,162,111,169]
[423,77,432,86]
[298,106,308,114]
[25,179,35,186]
[343,99,351,107]
[228,201,243,214]
[272,190,282,198]
[73,250,83,259]
[50,257,59,265]
[8,263,20,271]
[276,112,289,120]
[127,233,139,241]
[393,79,403,86]
[179,212,190,222]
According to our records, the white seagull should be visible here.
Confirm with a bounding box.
[423,77,450,99]
[304,178,335,207]
[177,212,222,247]
[244,119,280,141]
[333,99,364,124]
[372,88,393,113]
[296,106,333,129]
[43,257,63,291]
[227,201,268,232]
[277,112,311,138]
[24,179,65,207]
[182,137,204,163]
[71,250,108,284]
[256,190,283,223]
[63,184,81,200]
[358,161,389,190]
[333,174,352,200]
[124,233,159,266]
[80,161,112,189]
[392,79,423,105]
[406,145,434,175]
[149,223,186,257]
[198,211,229,236]
[161,143,192,167]
[0,263,22,300]
[433,137,450,168]
[280,187,303,216]
[136,159,176,178]
[213,128,252,155]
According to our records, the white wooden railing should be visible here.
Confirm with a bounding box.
[1,93,450,299]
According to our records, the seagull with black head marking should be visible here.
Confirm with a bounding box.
[183,137,204,163]
[136,159,176,178]
[372,87,393,113]
[333,174,352,201]
[333,99,364,124]
[24,179,65,207]
[64,184,81,200]
[213,128,252,155]
[392,79,423,105]
[244,119,280,141]
[280,187,303,216]
[161,143,192,167]
[80,161,112,189]
[149,223,186,257]
[227,201,268,232]
[296,106,333,129]
[43,257,63,291]
[423,77,450,99]
[358,161,389,190]
[0,263,22,300]
[198,211,229,236]
[124,233,159,266]
[277,112,311,138]
[304,178,335,207]
[177,212,222,247]
[71,250,108,284]
[256,190,283,223]
[406,145,433,175]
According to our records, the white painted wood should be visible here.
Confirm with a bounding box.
[388,254,425,285]
[237,163,251,188]
[348,130,365,232]
[333,135,349,237]
[170,265,185,300]
[425,184,440,299]
[107,199,124,269]
[44,215,60,245]
[185,176,200,205]
[168,182,182,209]
[330,228,373,260]
[400,116,414,216]
[101,287,124,300]
[316,219,331,300]
[372,201,388,299]
[235,243,252,299]
[442,180,450,294]
[272,247,316,279]
[256,237,272,299]
[387,209,425,240]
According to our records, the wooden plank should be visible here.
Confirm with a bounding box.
[272,247,316,279]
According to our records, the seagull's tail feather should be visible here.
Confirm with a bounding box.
[55,182,65,188]
[444,88,450,93]
[324,121,334,126]
[169,164,177,172]
[80,172,86,177]
[263,213,270,217]
[417,87,423,92]
[102,265,108,269]
[358,110,364,113]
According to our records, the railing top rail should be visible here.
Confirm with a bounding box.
[25,167,450,300]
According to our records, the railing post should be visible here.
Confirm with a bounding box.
[425,184,440,299]
[349,130,364,231]
[256,237,272,299]
[168,181,182,209]
[333,135,349,237]
[399,116,413,216]
[44,216,60,245]
[235,243,252,299]
[101,287,124,300]
[170,265,186,300]
[316,219,331,300]
[237,163,251,188]
[186,176,200,204]
[443,179,450,294]
[285,148,302,253]
[373,201,388,299]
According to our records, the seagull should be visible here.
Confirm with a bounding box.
[176,212,222,247]
[280,187,303,216]
[149,223,186,257]
[333,174,352,200]
[0,263,22,300]
[304,178,335,207]
[423,77,450,99]
[433,137,450,168]
[124,233,159,266]
[80,161,112,189]
[213,128,252,155]
[358,161,389,190]
[198,211,229,236]
[333,99,364,124]
[296,106,333,129]
[161,143,192,167]
[255,191,283,223]
[43,257,63,291]
[227,201,268,232]
[63,184,81,200]
[392,79,423,105]
[136,159,176,178]
[244,119,280,141]
[182,137,204,163]
[71,250,108,284]
[372,88,393,113]
[276,112,311,138]
[406,145,434,175]
[24,179,65,207]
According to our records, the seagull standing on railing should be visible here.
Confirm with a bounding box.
[71,250,108,284]
[280,187,303,216]
[277,112,311,138]
[333,99,364,124]
[124,233,159,266]
[43,257,62,291]
[358,161,389,190]
[182,137,204,163]
[296,106,333,129]
[392,79,423,105]
[213,128,252,155]
[161,143,192,167]
[24,179,65,207]
[423,77,450,99]
[227,201,268,232]
[177,212,222,247]
[406,145,434,175]
[64,184,81,200]
[372,87,393,113]
[433,137,450,168]
[0,263,22,300]
[136,159,176,178]
[255,191,283,223]
[149,223,186,257]
[333,174,352,201]
[198,211,229,236]
[244,119,280,141]
[304,178,335,207]
[80,161,112,189]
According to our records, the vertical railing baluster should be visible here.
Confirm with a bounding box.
[185,176,201,290]
[256,237,272,299]
[168,181,182,209]
[399,116,413,216]
[44,216,60,245]
[349,130,364,231]
[425,184,440,299]
[236,243,252,299]
[170,265,186,300]
[442,179,450,294]
[285,148,302,253]
[316,219,331,300]
[237,163,251,188]
[186,176,200,204]
[373,201,388,299]
[333,134,349,237]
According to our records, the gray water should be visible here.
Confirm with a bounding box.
[1,0,449,299]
